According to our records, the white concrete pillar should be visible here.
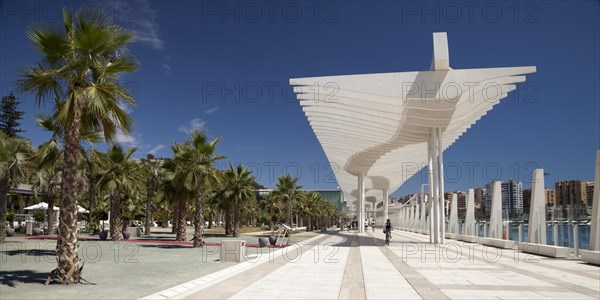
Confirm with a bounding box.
[449,193,458,234]
[465,188,475,236]
[420,195,427,231]
[437,127,446,244]
[414,202,420,230]
[408,203,414,230]
[528,169,547,244]
[358,173,365,233]
[489,181,503,239]
[428,129,439,243]
[590,150,600,251]
[383,189,389,224]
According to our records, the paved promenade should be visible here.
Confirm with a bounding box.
[145,230,600,300]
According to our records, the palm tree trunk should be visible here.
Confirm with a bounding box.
[145,178,155,236]
[286,199,292,226]
[88,178,96,232]
[56,97,84,283]
[175,197,186,241]
[46,193,55,235]
[193,186,205,247]
[161,210,168,228]
[232,206,240,237]
[307,215,312,232]
[225,208,232,236]
[0,176,9,243]
[172,200,178,234]
[109,193,123,241]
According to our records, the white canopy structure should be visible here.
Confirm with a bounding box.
[24,202,89,213]
[290,32,536,242]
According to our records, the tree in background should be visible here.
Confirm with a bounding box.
[217,165,256,237]
[94,145,140,241]
[273,174,302,226]
[0,133,33,243]
[141,154,163,235]
[0,93,25,137]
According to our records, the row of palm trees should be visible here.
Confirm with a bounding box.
[1,127,340,242]
[1,6,339,285]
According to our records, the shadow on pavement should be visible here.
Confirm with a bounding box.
[137,244,191,249]
[0,270,47,287]
[2,249,56,257]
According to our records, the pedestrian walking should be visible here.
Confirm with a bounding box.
[384,219,392,245]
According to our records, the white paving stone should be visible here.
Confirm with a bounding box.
[229,235,349,299]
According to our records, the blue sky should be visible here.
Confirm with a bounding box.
[1,0,598,196]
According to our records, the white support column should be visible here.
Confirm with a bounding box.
[420,195,427,231]
[528,169,547,244]
[465,188,475,236]
[408,203,413,230]
[437,127,446,244]
[383,189,389,225]
[490,181,503,239]
[358,173,365,233]
[449,193,458,234]
[428,129,439,243]
[414,202,420,231]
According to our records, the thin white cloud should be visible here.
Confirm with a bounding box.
[162,63,172,76]
[114,130,142,148]
[178,118,206,134]
[204,106,219,114]
[148,144,166,155]
[130,0,164,50]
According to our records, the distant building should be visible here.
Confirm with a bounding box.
[586,182,594,207]
[254,189,344,211]
[545,189,556,208]
[484,180,523,215]
[473,188,485,216]
[444,191,466,218]
[398,194,415,204]
[555,180,588,208]
[522,189,531,214]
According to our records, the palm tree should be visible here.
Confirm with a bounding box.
[273,174,302,226]
[19,7,138,283]
[162,150,190,241]
[218,165,255,237]
[141,154,162,235]
[297,191,319,231]
[259,193,282,229]
[168,131,225,246]
[94,145,140,241]
[32,168,62,234]
[0,133,33,243]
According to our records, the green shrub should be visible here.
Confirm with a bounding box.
[6,211,15,222]
[33,211,45,223]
